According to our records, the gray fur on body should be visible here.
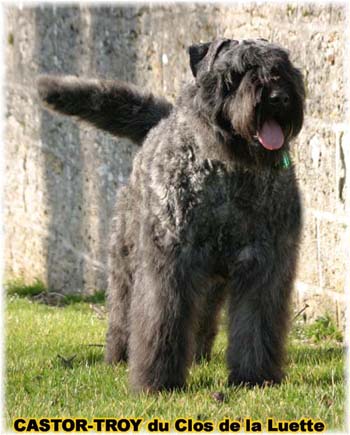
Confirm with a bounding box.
[38,38,305,392]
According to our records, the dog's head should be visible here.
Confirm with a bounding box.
[188,38,305,167]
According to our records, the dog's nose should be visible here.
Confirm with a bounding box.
[269,90,290,107]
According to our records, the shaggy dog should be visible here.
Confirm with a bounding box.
[38,38,305,392]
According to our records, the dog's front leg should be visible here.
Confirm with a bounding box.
[226,277,292,387]
[226,246,297,387]
[127,242,196,392]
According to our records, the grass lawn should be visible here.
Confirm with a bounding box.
[5,294,345,432]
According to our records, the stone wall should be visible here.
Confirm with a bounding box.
[4,4,349,325]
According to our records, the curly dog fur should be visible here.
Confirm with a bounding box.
[38,38,305,392]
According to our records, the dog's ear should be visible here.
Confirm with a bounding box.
[188,39,236,78]
[188,42,211,77]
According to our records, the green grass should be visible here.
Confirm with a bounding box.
[303,314,343,343]
[5,295,345,432]
[5,278,106,304]
[6,278,47,298]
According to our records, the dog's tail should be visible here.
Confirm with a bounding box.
[37,75,173,145]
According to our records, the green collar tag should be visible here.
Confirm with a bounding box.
[282,151,291,169]
[279,151,292,169]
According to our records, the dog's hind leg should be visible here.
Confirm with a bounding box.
[37,75,173,145]
[105,188,134,363]
[127,228,198,392]
[195,285,226,363]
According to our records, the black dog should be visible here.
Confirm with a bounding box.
[38,38,305,392]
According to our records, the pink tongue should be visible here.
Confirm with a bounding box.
[257,120,284,150]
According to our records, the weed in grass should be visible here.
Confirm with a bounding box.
[5,278,106,306]
[290,311,343,346]
[304,314,343,343]
[6,277,46,297]
[62,290,106,305]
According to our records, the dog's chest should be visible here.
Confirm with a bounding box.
[167,159,282,245]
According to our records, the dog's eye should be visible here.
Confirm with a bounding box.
[224,72,242,91]
[256,87,264,103]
